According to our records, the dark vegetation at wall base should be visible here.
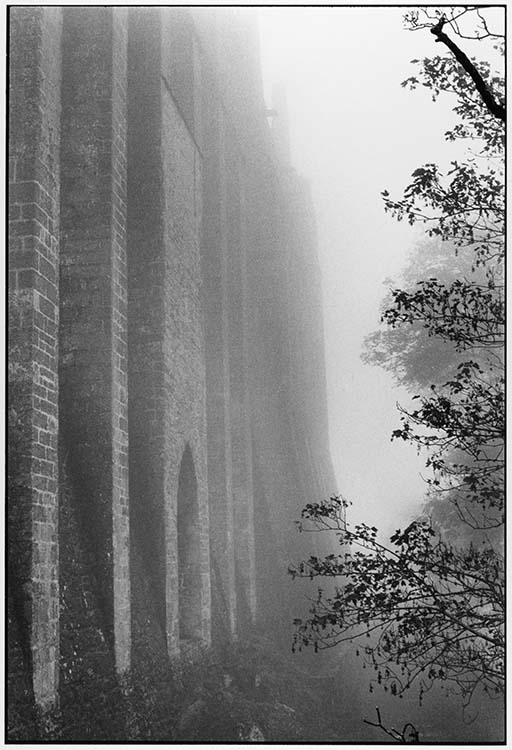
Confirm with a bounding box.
[7,446,350,741]
[8,628,361,742]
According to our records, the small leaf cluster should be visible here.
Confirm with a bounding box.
[383,278,503,350]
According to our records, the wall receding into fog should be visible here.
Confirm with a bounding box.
[8,6,336,729]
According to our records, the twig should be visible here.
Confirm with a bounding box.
[363,707,420,743]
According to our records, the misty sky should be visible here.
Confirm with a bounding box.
[257,8,464,535]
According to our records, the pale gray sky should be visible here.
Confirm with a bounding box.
[257,7,464,534]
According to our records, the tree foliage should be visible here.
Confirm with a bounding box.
[290,497,504,706]
[385,7,504,272]
[375,6,504,534]
[403,7,505,128]
[292,7,504,713]
[361,238,489,392]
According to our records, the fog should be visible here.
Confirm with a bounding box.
[258,7,464,535]
[7,5,503,743]
[254,12,504,741]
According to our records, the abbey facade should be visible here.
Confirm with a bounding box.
[8,6,336,722]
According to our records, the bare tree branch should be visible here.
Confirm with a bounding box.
[363,707,420,743]
[430,17,505,121]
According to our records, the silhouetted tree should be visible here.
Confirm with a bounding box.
[380,7,504,533]
[290,496,504,705]
[292,7,504,712]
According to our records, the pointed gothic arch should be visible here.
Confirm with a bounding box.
[177,443,203,641]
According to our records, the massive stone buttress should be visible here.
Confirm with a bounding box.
[9,6,62,709]
[199,24,237,640]
[59,6,131,677]
[127,7,210,657]
[8,6,337,724]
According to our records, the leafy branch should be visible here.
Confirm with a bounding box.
[428,15,505,121]
[290,498,504,705]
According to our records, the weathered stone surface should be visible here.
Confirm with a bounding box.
[8,6,62,711]
[59,6,130,675]
[8,7,337,733]
[200,50,236,641]
[127,7,210,659]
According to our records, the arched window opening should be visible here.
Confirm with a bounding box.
[177,443,202,642]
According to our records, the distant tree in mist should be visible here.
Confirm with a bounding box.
[361,237,483,393]
[362,233,503,539]
[292,6,504,716]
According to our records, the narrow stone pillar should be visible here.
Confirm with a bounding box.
[128,7,210,658]
[201,69,237,639]
[59,7,130,674]
[8,6,62,710]
[227,148,257,626]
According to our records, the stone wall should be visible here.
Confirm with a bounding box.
[59,6,131,675]
[8,6,337,731]
[8,6,62,710]
[127,7,210,659]
[199,31,237,641]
